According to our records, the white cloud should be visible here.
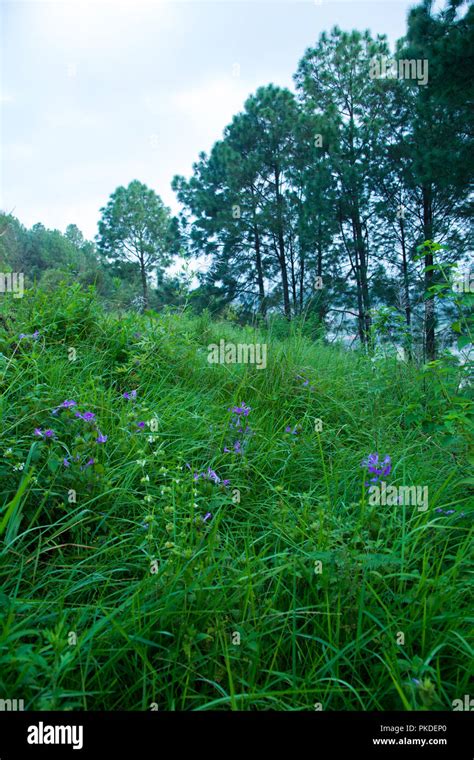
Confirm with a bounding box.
[172,77,253,142]
[28,0,173,57]
[44,110,103,129]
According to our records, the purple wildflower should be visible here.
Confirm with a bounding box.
[137,421,145,429]
[229,403,251,417]
[192,467,229,486]
[226,402,252,452]
[75,411,95,422]
[362,453,392,486]
[84,458,95,468]
[19,333,27,340]
[63,458,70,468]
[203,512,212,522]
[53,399,77,415]
[43,429,55,438]
[206,468,219,483]
[96,432,108,443]
[34,428,43,437]
[123,390,137,400]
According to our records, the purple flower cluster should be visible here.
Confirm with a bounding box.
[435,507,466,518]
[34,428,55,439]
[229,403,251,418]
[296,374,315,392]
[19,330,40,341]
[285,425,300,436]
[224,441,244,454]
[75,411,96,422]
[191,466,230,487]
[58,401,107,443]
[187,401,250,504]
[34,398,108,470]
[121,390,148,433]
[52,399,77,414]
[224,402,252,455]
[361,453,392,486]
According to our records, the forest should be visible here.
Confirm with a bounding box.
[1,2,472,359]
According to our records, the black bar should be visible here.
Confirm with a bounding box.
[0,710,472,757]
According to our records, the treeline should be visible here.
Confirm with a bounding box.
[1,0,472,359]
[174,3,473,358]
[0,212,187,313]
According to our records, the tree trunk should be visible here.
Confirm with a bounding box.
[316,223,325,324]
[399,214,413,359]
[422,185,435,361]
[355,216,371,346]
[250,187,266,317]
[351,215,369,346]
[299,248,305,314]
[253,223,266,316]
[140,256,148,310]
[289,235,298,315]
[275,167,291,319]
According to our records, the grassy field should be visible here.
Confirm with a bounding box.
[0,285,472,711]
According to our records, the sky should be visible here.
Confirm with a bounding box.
[1,0,447,241]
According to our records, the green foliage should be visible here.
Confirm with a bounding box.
[96,180,178,309]
[0,288,471,710]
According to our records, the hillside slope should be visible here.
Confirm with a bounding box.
[0,286,472,710]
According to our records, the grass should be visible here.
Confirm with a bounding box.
[0,285,472,711]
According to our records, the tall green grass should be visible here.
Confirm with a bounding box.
[0,286,472,710]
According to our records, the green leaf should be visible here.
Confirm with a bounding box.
[457,335,472,350]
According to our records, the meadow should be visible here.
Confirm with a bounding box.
[0,285,472,711]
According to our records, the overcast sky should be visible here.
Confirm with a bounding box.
[1,0,446,241]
